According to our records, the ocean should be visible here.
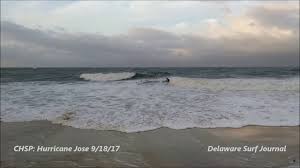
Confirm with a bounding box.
[1,67,299,132]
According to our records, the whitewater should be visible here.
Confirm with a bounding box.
[1,69,299,132]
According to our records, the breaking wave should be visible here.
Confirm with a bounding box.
[128,71,170,80]
[1,76,299,133]
[80,71,170,81]
[80,72,135,81]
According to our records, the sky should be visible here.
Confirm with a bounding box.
[1,1,299,67]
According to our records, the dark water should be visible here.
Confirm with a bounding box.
[1,67,299,83]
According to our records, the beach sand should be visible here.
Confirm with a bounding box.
[1,120,299,168]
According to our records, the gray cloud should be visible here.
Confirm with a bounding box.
[247,5,299,31]
[1,4,299,67]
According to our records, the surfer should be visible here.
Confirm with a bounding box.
[165,78,170,83]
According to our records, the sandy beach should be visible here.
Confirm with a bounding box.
[1,120,299,168]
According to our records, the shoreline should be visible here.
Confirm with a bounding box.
[1,120,299,168]
[1,120,299,134]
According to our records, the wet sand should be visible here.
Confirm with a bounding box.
[1,120,299,168]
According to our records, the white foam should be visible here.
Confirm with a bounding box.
[1,77,299,133]
[170,77,299,91]
[80,72,135,81]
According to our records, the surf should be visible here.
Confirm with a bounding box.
[80,72,135,81]
[80,71,171,82]
[1,78,299,133]
[170,77,299,91]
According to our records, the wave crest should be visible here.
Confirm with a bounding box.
[80,72,135,81]
[129,71,170,80]
[80,71,171,81]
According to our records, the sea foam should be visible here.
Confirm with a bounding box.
[1,77,299,132]
[80,72,135,81]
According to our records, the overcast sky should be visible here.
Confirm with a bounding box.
[1,1,299,67]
